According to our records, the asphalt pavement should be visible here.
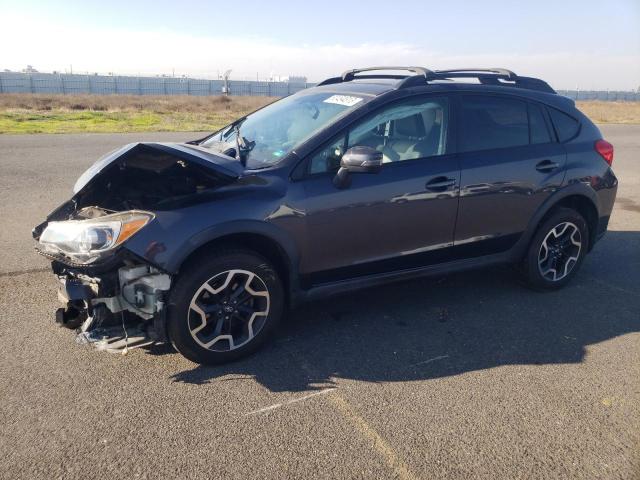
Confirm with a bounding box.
[0,125,638,479]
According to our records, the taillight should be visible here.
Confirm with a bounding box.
[595,139,614,166]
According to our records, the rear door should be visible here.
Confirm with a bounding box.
[454,94,566,254]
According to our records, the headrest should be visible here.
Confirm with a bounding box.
[394,114,425,137]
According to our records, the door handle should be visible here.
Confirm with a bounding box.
[536,160,559,172]
[425,176,456,191]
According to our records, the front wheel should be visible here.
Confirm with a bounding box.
[167,250,284,364]
[521,207,589,290]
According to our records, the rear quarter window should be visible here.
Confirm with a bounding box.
[528,103,552,144]
[548,107,580,142]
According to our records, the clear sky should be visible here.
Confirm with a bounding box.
[1,0,639,89]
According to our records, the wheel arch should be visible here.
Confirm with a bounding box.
[510,186,600,261]
[549,195,598,250]
[170,221,300,304]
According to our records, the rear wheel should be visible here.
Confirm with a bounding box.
[522,207,589,290]
[167,250,284,364]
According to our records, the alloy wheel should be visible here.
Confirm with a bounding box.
[188,269,270,352]
[537,222,582,282]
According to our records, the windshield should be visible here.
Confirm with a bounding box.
[200,92,368,169]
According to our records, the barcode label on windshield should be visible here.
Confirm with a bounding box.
[323,95,363,107]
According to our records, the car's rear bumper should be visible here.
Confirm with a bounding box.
[592,167,617,248]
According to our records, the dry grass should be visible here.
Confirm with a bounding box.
[0,94,275,134]
[576,101,640,125]
[0,93,272,114]
[0,94,638,134]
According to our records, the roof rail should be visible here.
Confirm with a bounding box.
[434,68,517,80]
[342,66,434,81]
[316,66,556,94]
[317,66,434,86]
[404,68,555,93]
[426,68,555,93]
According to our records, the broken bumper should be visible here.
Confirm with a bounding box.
[49,257,172,352]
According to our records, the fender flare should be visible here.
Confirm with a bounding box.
[508,183,599,261]
[165,219,301,286]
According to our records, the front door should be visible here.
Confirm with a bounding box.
[298,95,460,286]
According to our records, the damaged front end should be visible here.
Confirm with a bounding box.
[33,142,241,353]
[52,260,171,352]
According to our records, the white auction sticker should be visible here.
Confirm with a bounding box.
[323,95,363,107]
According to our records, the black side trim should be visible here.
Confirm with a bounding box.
[297,252,509,304]
[301,233,521,287]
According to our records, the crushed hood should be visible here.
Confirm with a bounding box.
[74,142,244,194]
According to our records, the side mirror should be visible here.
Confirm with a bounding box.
[333,146,383,189]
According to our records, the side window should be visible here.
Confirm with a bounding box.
[308,96,449,174]
[528,103,552,144]
[459,95,529,152]
[548,107,580,142]
[309,135,346,174]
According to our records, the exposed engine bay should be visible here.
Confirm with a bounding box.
[75,149,228,211]
[34,142,242,353]
[64,143,236,214]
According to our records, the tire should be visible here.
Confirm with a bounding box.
[521,207,589,291]
[167,249,284,365]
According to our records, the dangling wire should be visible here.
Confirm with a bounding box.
[121,311,129,356]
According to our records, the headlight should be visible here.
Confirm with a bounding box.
[39,210,154,264]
